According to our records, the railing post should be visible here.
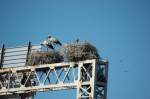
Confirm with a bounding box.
[26,41,32,66]
[0,44,5,68]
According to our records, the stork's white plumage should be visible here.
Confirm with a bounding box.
[40,35,62,51]
[48,36,62,46]
[41,40,54,50]
[41,40,48,47]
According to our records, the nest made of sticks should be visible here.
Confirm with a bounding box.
[60,42,100,62]
[27,51,63,66]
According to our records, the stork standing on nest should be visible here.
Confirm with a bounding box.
[47,35,62,46]
[41,35,62,51]
[41,40,54,51]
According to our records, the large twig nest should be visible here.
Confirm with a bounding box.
[27,51,63,66]
[60,42,100,62]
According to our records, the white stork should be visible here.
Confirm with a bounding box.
[40,40,54,50]
[47,35,62,46]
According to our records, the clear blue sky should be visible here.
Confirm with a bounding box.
[0,0,150,99]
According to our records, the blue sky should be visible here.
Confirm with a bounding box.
[0,0,150,99]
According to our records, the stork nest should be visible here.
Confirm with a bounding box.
[27,51,63,66]
[60,42,100,62]
[26,42,100,65]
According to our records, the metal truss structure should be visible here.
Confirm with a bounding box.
[0,59,108,99]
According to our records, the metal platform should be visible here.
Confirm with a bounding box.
[0,43,108,99]
[0,59,108,99]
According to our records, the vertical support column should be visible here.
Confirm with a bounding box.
[76,62,82,99]
[0,44,5,68]
[91,59,97,99]
[76,59,97,99]
[104,61,108,99]
[95,60,108,99]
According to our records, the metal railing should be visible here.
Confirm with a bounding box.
[0,42,41,68]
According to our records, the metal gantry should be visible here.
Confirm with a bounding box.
[0,43,108,99]
[0,59,108,99]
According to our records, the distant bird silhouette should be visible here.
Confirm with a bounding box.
[124,70,128,72]
[119,59,123,63]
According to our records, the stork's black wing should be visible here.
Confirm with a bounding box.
[47,44,54,49]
